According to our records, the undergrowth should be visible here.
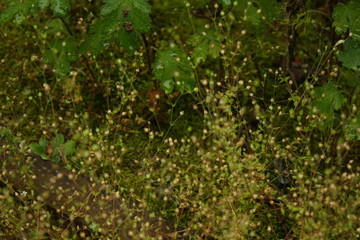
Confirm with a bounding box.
[0,0,359,239]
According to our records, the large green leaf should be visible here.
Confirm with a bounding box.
[187,27,224,65]
[80,17,118,55]
[338,38,360,71]
[153,48,195,94]
[101,0,151,32]
[81,0,151,55]
[333,1,360,41]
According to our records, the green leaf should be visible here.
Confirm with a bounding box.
[218,0,232,8]
[63,140,76,157]
[44,37,79,76]
[51,155,61,163]
[101,0,151,32]
[0,0,69,25]
[39,138,49,149]
[51,134,65,149]
[38,0,50,10]
[81,0,151,55]
[44,18,65,36]
[29,138,50,160]
[0,0,37,25]
[80,17,118,55]
[50,0,69,17]
[153,47,195,93]
[187,27,224,65]
[29,143,46,156]
[256,0,284,22]
[333,1,360,41]
[338,38,360,71]
[245,4,262,25]
[234,0,283,25]
[312,82,345,128]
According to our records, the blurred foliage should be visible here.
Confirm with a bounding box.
[0,0,359,239]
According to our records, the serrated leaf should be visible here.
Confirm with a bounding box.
[338,38,360,71]
[153,48,195,93]
[314,82,344,111]
[333,1,360,41]
[187,27,224,64]
[63,140,76,157]
[82,0,151,55]
[116,27,140,53]
[80,17,118,55]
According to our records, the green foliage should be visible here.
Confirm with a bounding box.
[256,0,284,22]
[234,0,284,25]
[332,0,360,41]
[333,1,360,72]
[0,0,69,25]
[152,47,195,93]
[312,82,344,129]
[29,138,49,160]
[39,0,70,17]
[0,127,16,143]
[338,38,360,71]
[218,0,232,8]
[80,0,151,55]
[343,115,360,141]
[187,27,224,65]
[29,134,76,163]
[0,0,38,25]
[1,0,360,239]
[44,37,79,76]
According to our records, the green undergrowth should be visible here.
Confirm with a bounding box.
[1,0,360,239]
